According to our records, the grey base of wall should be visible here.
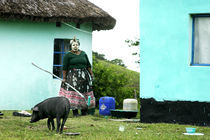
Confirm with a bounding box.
[140,98,210,126]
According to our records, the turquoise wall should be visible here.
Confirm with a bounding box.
[0,20,92,110]
[140,0,210,101]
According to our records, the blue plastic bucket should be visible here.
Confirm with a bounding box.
[99,97,115,116]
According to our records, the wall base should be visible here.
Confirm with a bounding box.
[140,98,210,126]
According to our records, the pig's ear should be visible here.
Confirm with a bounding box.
[32,107,39,111]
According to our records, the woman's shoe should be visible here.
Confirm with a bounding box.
[73,109,79,117]
[81,109,88,116]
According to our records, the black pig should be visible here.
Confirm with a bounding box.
[30,97,70,133]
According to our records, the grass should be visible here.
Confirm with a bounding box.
[0,110,210,140]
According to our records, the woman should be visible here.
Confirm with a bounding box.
[59,38,95,116]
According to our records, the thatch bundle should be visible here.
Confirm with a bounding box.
[0,0,116,31]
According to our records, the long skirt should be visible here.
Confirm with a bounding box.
[59,68,95,110]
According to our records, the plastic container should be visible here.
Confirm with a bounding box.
[123,99,138,111]
[99,97,115,116]
[119,125,125,132]
[186,128,196,133]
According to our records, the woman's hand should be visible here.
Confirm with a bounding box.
[62,78,66,82]
[62,70,67,82]
[90,74,94,81]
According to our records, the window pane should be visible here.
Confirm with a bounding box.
[53,53,62,65]
[53,66,62,78]
[64,39,70,52]
[54,39,62,52]
[194,17,210,64]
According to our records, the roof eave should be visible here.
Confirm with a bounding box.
[0,13,116,31]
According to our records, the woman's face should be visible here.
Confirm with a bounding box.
[71,42,79,51]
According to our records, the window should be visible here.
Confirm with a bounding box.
[53,39,71,78]
[191,15,210,66]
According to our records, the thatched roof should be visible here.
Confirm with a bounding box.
[0,0,116,31]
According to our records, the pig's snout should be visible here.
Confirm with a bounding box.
[30,115,39,123]
[30,117,37,123]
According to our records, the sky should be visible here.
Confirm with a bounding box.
[88,0,140,72]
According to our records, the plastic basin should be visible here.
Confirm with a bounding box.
[110,109,138,119]
[186,128,196,133]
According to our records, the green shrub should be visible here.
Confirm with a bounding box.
[92,55,140,109]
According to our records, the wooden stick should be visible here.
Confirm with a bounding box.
[31,63,88,104]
